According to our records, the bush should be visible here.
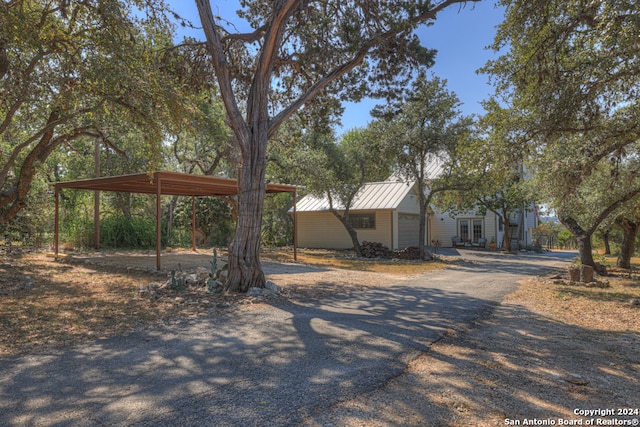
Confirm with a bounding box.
[99,216,157,249]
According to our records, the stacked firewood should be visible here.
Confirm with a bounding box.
[360,241,393,258]
[393,246,423,260]
[360,242,431,260]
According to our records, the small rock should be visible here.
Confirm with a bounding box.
[247,287,264,297]
[630,298,640,306]
[174,297,185,304]
[265,281,281,293]
[564,374,589,386]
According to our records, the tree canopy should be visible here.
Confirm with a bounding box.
[193,0,481,291]
[483,0,640,265]
[0,0,193,223]
[372,72,475,258]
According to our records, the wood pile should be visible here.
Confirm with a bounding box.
[360,241,393,258]
[360,242,432,260]
[393,246,423,260]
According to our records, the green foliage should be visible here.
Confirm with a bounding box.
[171,94,235,176]
[203,1,443,120]
[172,197,234,247]
[0,0,203,223]
[262,193,295,247]
[1,176,54,249]
[99,216,157,249]
[483,0,640,264]
[372,72,476,255]
[169,264,186,291]
[557,229,575,249]
[165,227,194,248]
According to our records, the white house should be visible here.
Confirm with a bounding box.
[295,180,425,250]
[295,177,539,250]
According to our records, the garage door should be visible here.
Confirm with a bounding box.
[398,215,421,248]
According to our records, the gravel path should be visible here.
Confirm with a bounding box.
[0,250,574,426]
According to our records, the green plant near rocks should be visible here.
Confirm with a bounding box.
[524,244,543,253]
[207,248,228,293]
[594,253,612,268]
[169,263,186,290]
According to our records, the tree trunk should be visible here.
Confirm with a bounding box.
[616,218,639,269]
[603,231,611,255]
[561,215,596,267]
[418,201,427,259]
[416,181,426,259]
[576,232,596,267]
[224,130,268,293]
[0,110,61,222]
[417,187,432,260]
[502,215,512,252]
[329,209,363,257]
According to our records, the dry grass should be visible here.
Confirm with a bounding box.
[0,255,178,356]
[0,248,443,357]
[505,267,640,333]
[262,247,445,275]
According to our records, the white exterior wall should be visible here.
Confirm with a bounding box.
[429,209,498,248]
[396,189,420,215]
[523,205,539,246]
[296,210,393,249]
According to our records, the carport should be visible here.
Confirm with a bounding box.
[54,171,298,269]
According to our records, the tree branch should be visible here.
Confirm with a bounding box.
[268,0,480,136]
[196,0,250,151]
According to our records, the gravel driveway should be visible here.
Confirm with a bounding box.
[0,250,574,426]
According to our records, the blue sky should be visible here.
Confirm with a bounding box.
[169,1,505,132]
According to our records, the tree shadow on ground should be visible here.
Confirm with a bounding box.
[0,282,511,426]
[2,276,636,426]
[3,250,628,426]
[305,303,640,426]
[61,249,333,276]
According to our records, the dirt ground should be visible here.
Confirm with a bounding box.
[1,248,640,426]
[307,277,640,426]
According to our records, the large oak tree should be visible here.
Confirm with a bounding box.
[0,0,191,223]
[483,0,640,266]
[193,0,480,291]
[373,72,475,259]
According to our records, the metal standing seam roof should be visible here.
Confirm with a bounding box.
[296,180,416,212]
[54,171,297,196]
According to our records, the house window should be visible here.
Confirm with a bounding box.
[460,220,470,241]
[348,213,375,229]
[473,219,483,242]
[459,219,483,243]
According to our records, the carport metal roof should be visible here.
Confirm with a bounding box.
[54,171,298,269]
[54,171,297,196]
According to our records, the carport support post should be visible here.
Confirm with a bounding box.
[293,188,297,262]
[191,196,196,251]
[156,175,162,271]
[54,185,59,258]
